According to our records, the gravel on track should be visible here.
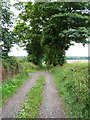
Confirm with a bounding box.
[2,71,43,118]
[2,71,66,118]
[39,71,66,118]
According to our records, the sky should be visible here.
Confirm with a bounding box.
[9,0,89,57]
[8,43,88,56]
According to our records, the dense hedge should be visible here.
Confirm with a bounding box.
[2,56,22,81]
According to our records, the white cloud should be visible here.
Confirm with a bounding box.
[66,43,88,56]
[8,44,28,56]
[9,43,88,57]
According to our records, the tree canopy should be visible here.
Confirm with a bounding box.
[14,2,90,66]
[0,0,14,58]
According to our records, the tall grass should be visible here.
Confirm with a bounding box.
[50,63,89,118]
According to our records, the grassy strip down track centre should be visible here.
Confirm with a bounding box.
[19,76,45,118]
[50,63,89,118]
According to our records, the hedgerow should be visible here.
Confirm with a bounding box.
[51,63,89,118]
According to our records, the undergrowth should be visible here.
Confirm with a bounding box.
[2,56,21,69]
[2,72,28,105]
[50,63,89,118]
[19,76,45,118]
[1,60,38,106]
[22,62,38,73]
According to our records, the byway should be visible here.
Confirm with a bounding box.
[2,71,66,118]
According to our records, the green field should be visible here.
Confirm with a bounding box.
[50,63,89,118]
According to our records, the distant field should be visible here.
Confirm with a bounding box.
[16,56,27,60]
[16,56,89,59]
[67,56,89,63]
[67,60,89,63]
[15,56,90,64]
[66,56,90,60]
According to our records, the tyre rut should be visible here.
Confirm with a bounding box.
[2,71,66,118]
[39,71,66,118]
[2,71,43,118]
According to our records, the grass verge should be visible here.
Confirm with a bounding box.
[2,72,28,105]
[50,63,89,118]
[1,62,38,105]
[19,76,45,118]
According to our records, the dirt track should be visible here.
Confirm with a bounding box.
[39,71,66,118]
[2,71,66,118]
[2,71,42,118]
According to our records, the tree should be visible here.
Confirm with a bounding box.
[34,0,52,2]
[14,2,90,66]
[0,0,14,58]
[14,2,44,65]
